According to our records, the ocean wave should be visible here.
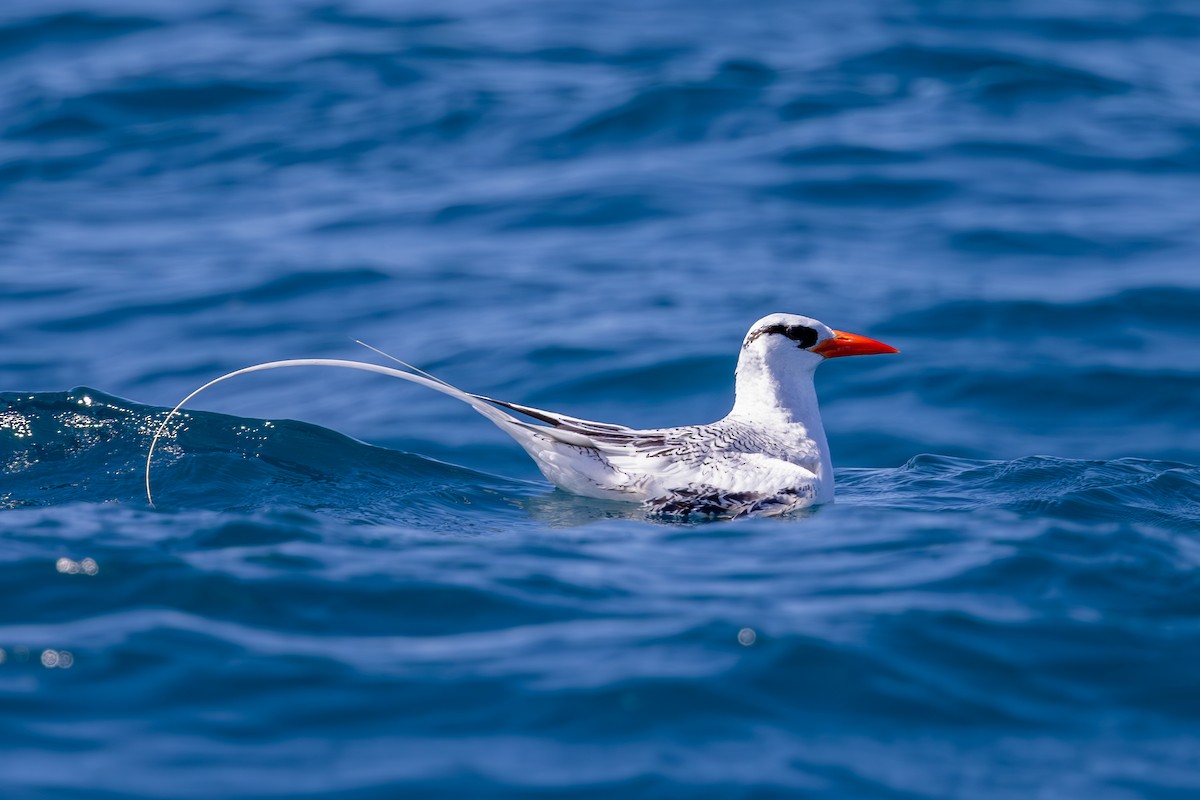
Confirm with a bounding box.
[1,389,530,520]
[4,390,1196,532]
[943,139,1200,174]
[880,287,1200,335]
[770,176,957,206]
[837,44,1130,102]
[34,269,392,333]
[0,10,159,57]
[841,453,1200,526]
[947,228,1170,258]
[543,59,775,153]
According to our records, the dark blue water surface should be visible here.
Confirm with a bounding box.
[4,0,1200,797]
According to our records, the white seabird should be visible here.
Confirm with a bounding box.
[146,313,898,518]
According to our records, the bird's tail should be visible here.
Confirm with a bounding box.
[144,357,550,508]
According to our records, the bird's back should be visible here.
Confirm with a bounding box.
[494,404,830,517]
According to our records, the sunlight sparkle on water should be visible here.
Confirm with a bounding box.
[56,557,99,576]
[41,650,74,669]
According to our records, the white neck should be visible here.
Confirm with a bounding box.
[727,346,833,481]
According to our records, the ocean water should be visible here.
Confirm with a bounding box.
[3,0,1200,797]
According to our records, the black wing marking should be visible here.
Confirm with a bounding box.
[475,397,788,463]
[474,395,645,442]
[643,485,815,520]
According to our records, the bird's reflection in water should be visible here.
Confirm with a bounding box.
[516,488,820,528]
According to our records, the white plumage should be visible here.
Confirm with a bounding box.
[146,313,898,518]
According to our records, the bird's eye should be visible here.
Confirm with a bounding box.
[784,325,819,349]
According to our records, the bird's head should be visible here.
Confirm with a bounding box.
[741,313,899,374]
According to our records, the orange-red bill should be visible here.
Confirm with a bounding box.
[811,330,900,359]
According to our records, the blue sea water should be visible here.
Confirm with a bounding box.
[3,0,1200,796]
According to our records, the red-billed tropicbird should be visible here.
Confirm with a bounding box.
[146,313,898,518]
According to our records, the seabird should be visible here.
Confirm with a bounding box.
[146,313,898,518]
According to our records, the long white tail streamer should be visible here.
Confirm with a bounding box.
[353,340,455,388]
[143,358,524,508]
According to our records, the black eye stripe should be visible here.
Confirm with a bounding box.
[745,323,819,349]
[785,325,819,348]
